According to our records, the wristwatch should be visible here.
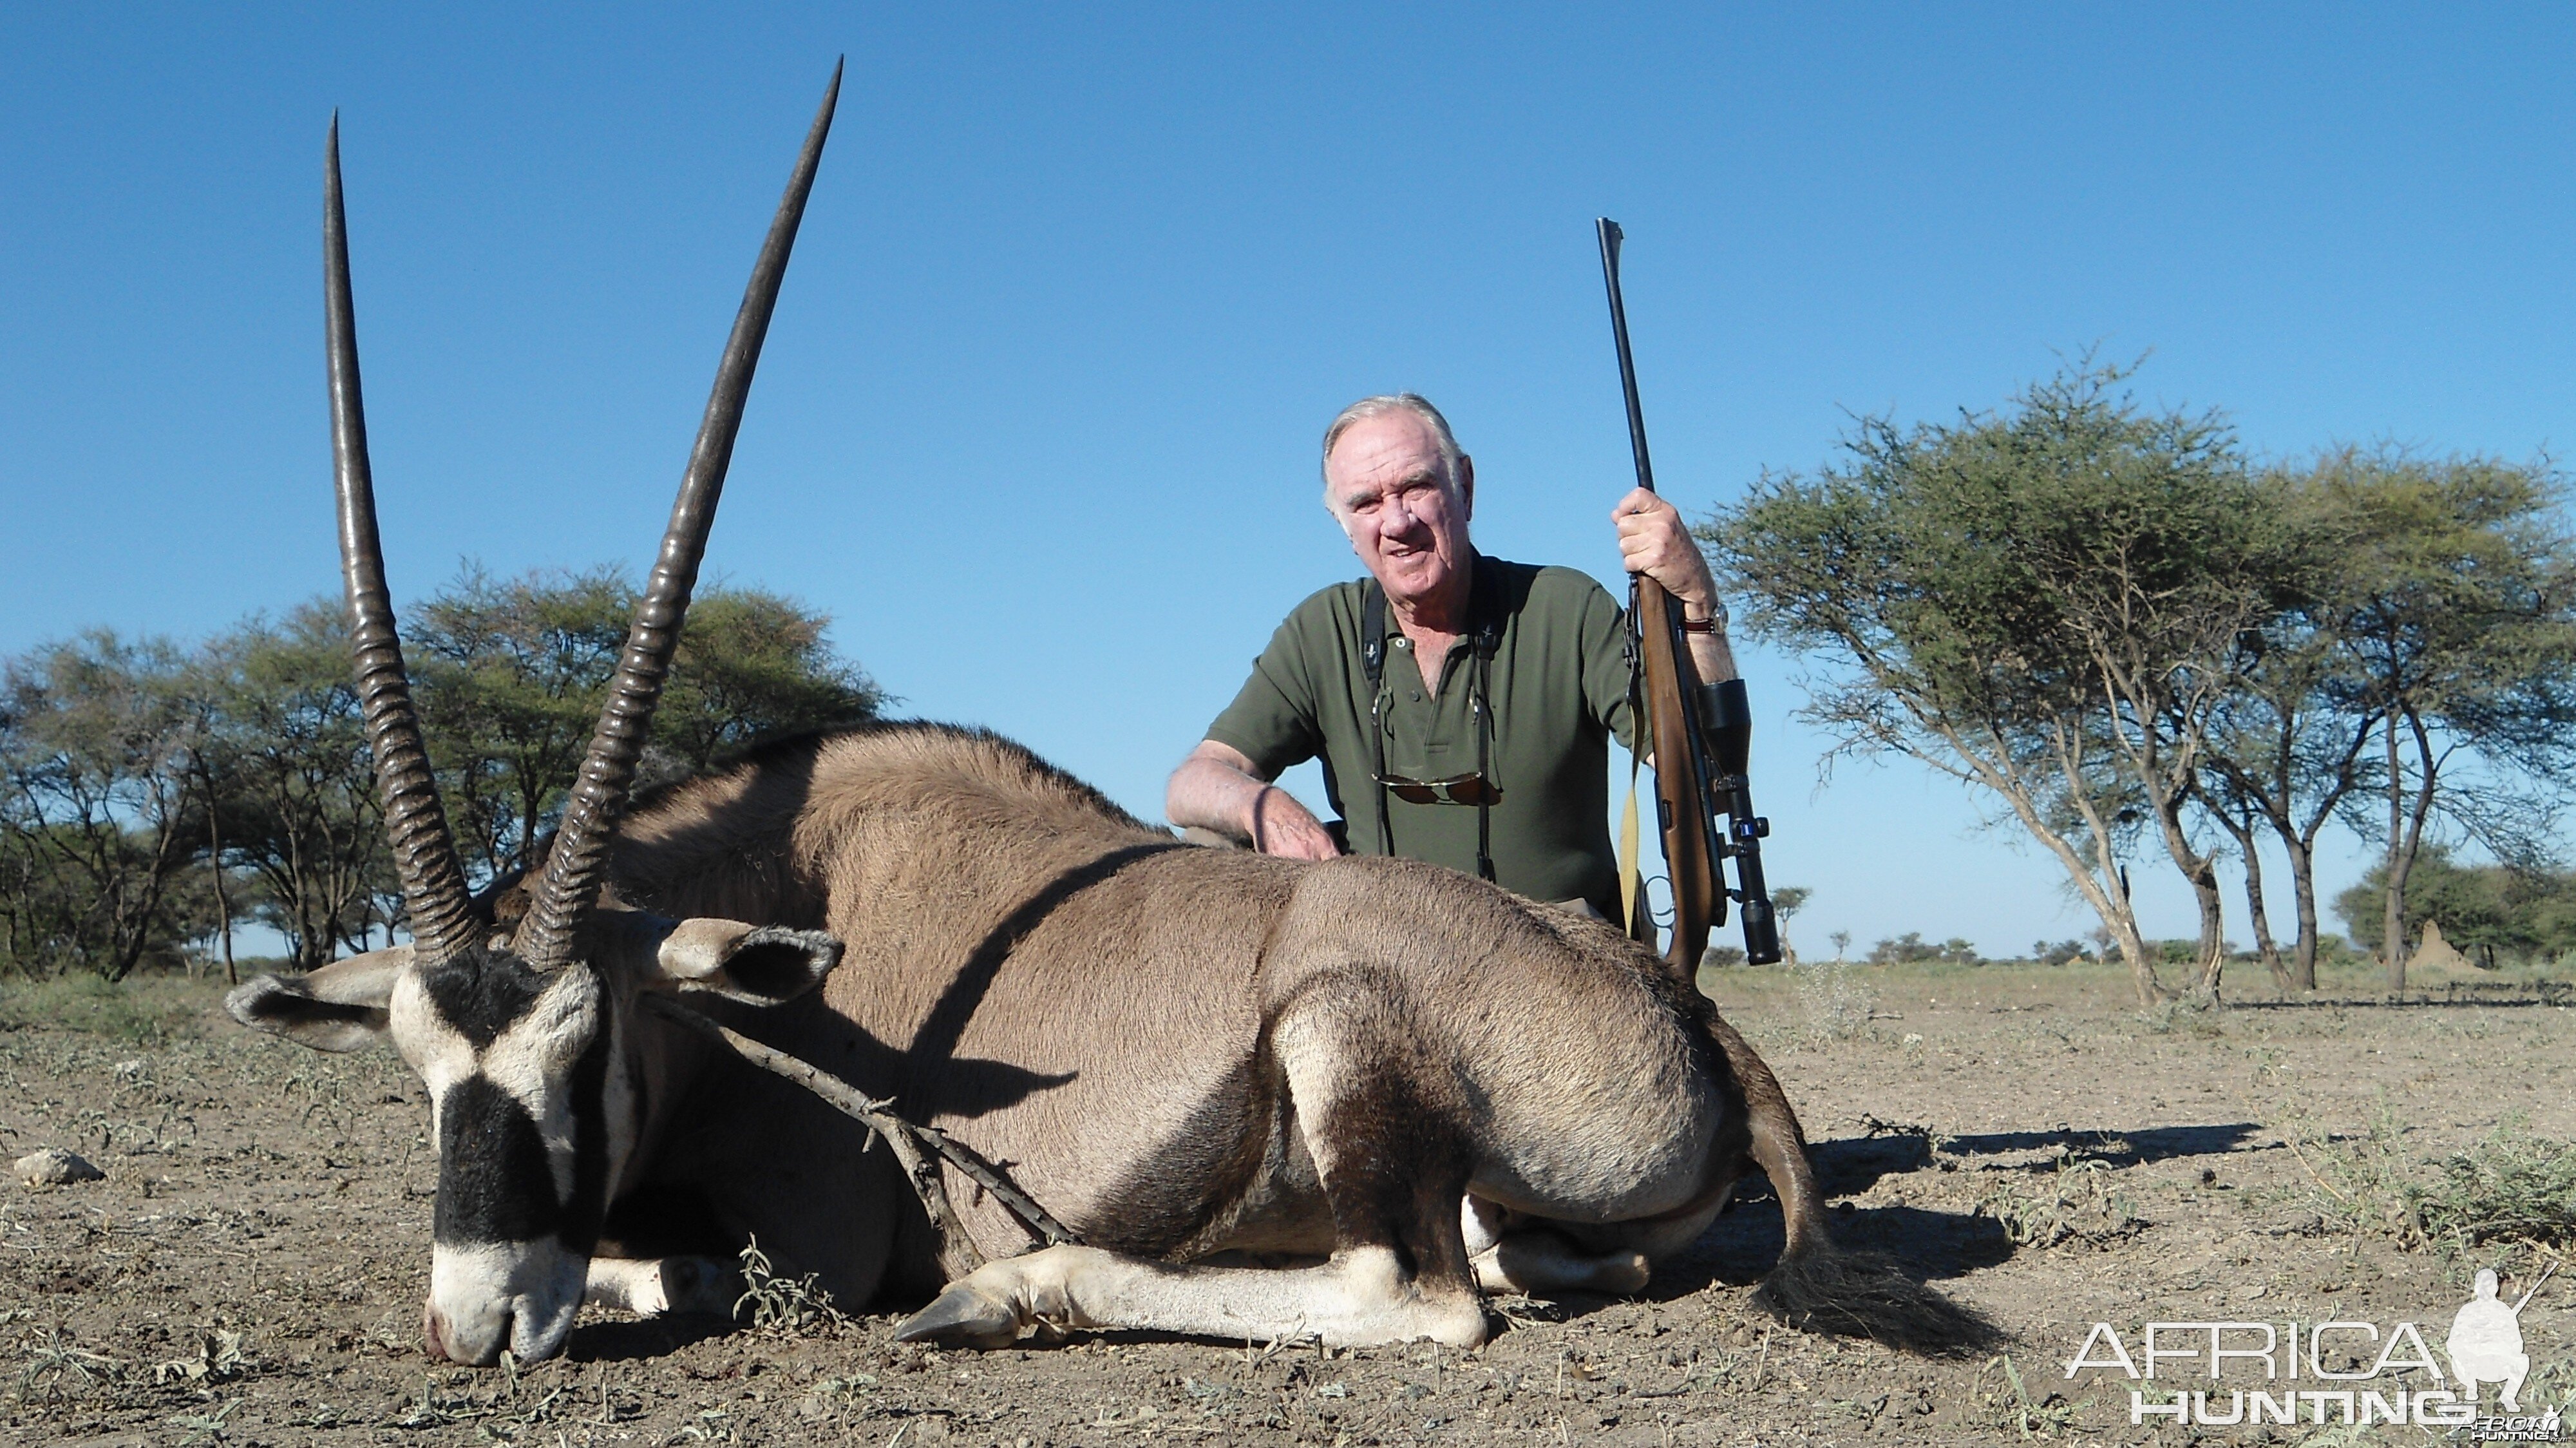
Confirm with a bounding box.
[1680,602,1728,634]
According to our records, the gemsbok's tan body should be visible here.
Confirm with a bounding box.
[584,721,1757,1342]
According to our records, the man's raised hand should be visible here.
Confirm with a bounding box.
[1611,487,1720,615]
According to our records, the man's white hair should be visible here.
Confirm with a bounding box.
[1320,394,1465,515]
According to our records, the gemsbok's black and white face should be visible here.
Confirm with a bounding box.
[227,64,842,1366]
[229,919,840,1364]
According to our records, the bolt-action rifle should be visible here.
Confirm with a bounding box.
[1595,218,1781,970]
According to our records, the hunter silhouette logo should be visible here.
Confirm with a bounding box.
[2449,1266,2545,1413]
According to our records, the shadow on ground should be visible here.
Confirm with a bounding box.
[1633,1198,2017,1304]
[1777,1123,2264,1197]
[1596,1121,2263,1311]
[567,1311,738,1363]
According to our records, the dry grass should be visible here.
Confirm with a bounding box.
[1790,953,1877,1041]
[2416,1121,2576,1255]
[2289,1105,2576,1263]
[0,971,217,1045]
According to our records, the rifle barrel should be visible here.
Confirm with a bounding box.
[1596,220,1657,497]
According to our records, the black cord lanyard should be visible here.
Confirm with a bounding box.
[1359,569,1502,882]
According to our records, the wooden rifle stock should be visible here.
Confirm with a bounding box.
[1596,218,1781,969]
[1633,570,1723,971]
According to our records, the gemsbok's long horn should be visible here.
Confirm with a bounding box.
[516,62,842,970]
[326,114,481,967]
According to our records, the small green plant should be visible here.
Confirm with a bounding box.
[2283,1099,2427,1245]
[2288,1109,2576,1257]
[1981,1353,2078,1438]
[1978,1149,2144,1248]
[12,1325,121,1402]
[732,1235,846,1335]
[2413,1121,2576,1255]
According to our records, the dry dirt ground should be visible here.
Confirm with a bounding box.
[1,958,2567,1447]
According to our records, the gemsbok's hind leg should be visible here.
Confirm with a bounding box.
[580,1256,738,1316]
[897,971,1490,1349]
[1462,1197,1651,1296]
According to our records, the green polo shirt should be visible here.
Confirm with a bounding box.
[1206,554,1639,915]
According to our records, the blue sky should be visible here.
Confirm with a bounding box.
[5,6,2570,960]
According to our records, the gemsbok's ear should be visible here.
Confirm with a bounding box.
[225,947,410,1052]
[641,919,843,1006]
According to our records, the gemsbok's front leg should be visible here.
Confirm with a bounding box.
[899,970,1488,1348]
[895,1240,1488,1349]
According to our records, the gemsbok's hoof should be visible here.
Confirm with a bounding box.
[896,1283,1022,1348]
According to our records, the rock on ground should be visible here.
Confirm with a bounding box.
[15,1146,104,1186]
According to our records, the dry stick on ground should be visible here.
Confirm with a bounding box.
[641,995,1082,1279]
[2280,1132,2354,1205]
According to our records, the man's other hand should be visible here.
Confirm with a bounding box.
[1250,786,1341,860]
[1612,487,1719,613]
[1166,739,1343,861]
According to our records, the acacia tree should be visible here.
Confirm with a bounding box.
[2309,449,2576,989]
[1705,363,2295,1005]
[0,574,880,975]
[194,601,394,971]
[2189,464,2383,991]
[2334,848,2576,969]
[409,566,634,882]
[0,633,206,978]
[408,565,884,884]
[658,587,887,774]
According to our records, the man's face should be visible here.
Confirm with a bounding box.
[1325,411,1473,610]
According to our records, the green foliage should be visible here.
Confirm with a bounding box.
[0,567,879,978]
[409,566,637,882]
[2295,1109,2576,1257]
[660,587,886,772]
[0,633,207,978]
[1975,1148,2145,1249]
[195,600,390,969]
[1705,359,2296,1000]
[2307,448,2576,777]
[0,971,215,1043]
[2295,447,2576,986]
[1870,931,1981,966]
[732,1235,846,1336]
[1707,357,2576,1000]
[2331,847,2576,965]
[410,566,884,881]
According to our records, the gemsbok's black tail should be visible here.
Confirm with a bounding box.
[1703,1013,2001,1356]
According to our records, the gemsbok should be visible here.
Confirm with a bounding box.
[230,67,1993,1367]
